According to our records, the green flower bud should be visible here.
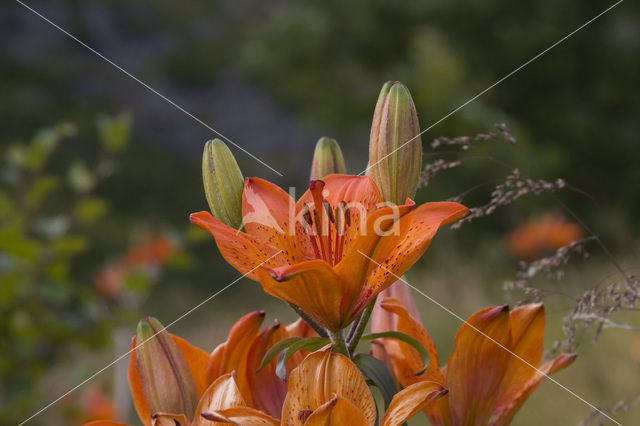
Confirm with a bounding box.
[309,136,347,180]
[134,317,199,419]
[367,81,422,205]
[202,139,244,229]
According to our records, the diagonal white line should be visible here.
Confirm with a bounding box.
[361,0,624,176]
[15,0,284,177]
[18,251,283,426]
[357,250,623,425]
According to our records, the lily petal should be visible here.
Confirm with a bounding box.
[334,201,417,319]
[295,175,381,217]
[128,337,152,426]
[304,396,370,426]
[381,381,448,426]
[242,177,299,264]
[286,317,317,339]
[245,323,290,418]
[173,335,210,397]
[202,407,279,425]
[151,413,190,426]
[494,304,545,410]
[378,298,444,386]
[490,353,577,426]
[206,311,265,401]
[257,260,354,330]
[370,281,420,375]
[192,373,246,426]
[445,305,511,426]
[355,202,469,312]
[281,347,376,426]
[190,211,287,280]
[82,422,130,426]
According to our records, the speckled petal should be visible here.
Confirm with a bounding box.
[242,177,300,264]
[281,347,376,426]
[190,211,287,280]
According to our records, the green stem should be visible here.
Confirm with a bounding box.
[347,297,377,354]
[328,329,350,357]
[288,303,328,338]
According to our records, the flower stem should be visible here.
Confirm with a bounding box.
[347,297,377,354]
[328,329,350,357]
[288,303,329,338]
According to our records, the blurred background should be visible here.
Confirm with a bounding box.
[1,0,639,424]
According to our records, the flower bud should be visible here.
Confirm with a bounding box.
[134,317,199,419]
[367,81,422,205]
[202,139,244,229]
[309,136,346,180]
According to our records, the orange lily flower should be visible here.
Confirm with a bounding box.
[86,312,312,426]
[205,346,447,426]
[206,312,312,419]
[191,174,468,331]
[372,298,576,425]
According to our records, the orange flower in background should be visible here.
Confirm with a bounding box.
[126,235,176,268]
[372,297,577,425]
[506,213,583,260]
[191,174,468,331]
[69,385,119,425]
[95,234,178,300]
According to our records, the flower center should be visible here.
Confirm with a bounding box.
[300,180,352,265]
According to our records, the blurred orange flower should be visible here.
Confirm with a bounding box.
[505,213,583,260]
[94,235,177,300]
[70,385,119,425]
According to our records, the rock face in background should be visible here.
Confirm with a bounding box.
[2,1,321,182]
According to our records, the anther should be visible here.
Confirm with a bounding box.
[323,200,335,223]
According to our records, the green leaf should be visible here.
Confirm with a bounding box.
[53,235,88,256]
[274,337,330,380]
[259,337,302,370]
[6,144,28,168]
[75,197,109,225]
[353,353,398,409]
[26,176,59,208]
[67,161,96,193]
[361,331,430,375]
[0,227,39,260]
[97,113,132,152]
[0,189,16,219]
[124,270,152,293]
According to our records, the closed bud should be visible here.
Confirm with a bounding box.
[367,81,422,205]
[202,139,244,229]
[134,317,199,419]
[309,136,347,180]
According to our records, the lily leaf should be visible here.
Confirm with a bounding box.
[361,331,430,375]
[258,337,302,371]
[353,353,398,408]
[275,337,330,380]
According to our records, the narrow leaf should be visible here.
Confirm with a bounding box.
[361,331,430,375]
[258,337,302,371]
[353,353,398,408]
[274,337,330,380]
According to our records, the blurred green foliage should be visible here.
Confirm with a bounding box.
[0,116,132,422]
